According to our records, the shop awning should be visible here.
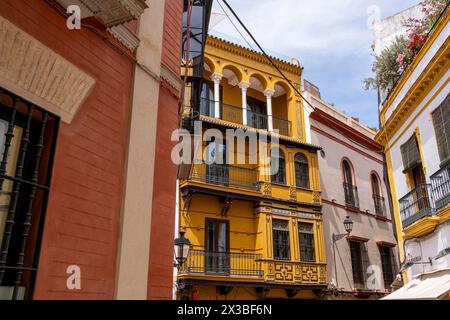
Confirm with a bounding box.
[382,272,450,300]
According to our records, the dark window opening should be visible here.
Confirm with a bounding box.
[349,240,369,290]
[298,222,315,262]
[295,153,310,189]
[271,149,286,185]
[0,88,59,300]
[343,160,359,208]
[273,219,290,260]
[205,219,229,274]
[432,93,450,166]
[379,246,396,291]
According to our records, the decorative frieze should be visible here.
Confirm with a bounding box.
[0,16,96,123]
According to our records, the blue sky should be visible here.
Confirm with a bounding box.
[210,0,420,128]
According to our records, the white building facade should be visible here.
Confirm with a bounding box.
[377,9,450,300]
[303,85,399,299]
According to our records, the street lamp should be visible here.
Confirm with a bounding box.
[332,216,354,291]
[174,232,191,268]
[333,216,354,242]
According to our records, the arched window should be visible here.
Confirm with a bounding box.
[371,173,381,196]
[371,173,385,216]
[342,160,359,208]
[343,160,354,186]
[271,149,286,185]
[295,153,310,189]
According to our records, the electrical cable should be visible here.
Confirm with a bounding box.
[220,0,386,153]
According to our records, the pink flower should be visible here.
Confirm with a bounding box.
[396,53,406,65]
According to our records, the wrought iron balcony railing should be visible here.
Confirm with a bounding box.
[344,183,359,209]
[199,98,291,136]
[190,164,260,191]
[373,194,386,217]
[430,163,450,210]
[180,250,263,278]
[272,117,291,137]
[247,109,268,130]
[399,184,435,228]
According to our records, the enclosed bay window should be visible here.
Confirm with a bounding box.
[295,153,310,189]
[298,222,315,262]
[272,219,290,260]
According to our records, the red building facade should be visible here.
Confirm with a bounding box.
[0,0,183,300]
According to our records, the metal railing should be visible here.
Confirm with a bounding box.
[190,164,259,191]
[180,250,263,277]
[247,110,268,130]
[344,183,360,208]
[373,194,386,217]
[199,98,292,136]
[273,117,291,136]
[399,184,435,228]
[199,98,243,125]
[431,163,450,210]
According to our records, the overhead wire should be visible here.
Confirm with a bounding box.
[219,0,384,153]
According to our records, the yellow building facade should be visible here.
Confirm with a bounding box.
[177,36,327,300]
[376,9,450,297]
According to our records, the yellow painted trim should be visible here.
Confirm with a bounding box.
[403,216,441,239]
[385,149,405,261]
[380,77,450,151]
[178,274,265,284]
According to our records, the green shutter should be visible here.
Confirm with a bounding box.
[400,135,421,173]
[432,94,450,165]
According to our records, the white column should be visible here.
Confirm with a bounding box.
[239,82,250,125]
[264,89,275,132]
[212,73,223,119]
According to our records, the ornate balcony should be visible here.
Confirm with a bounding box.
[431,163,450,210]
[399,184,435,228]
[263,260,327,286]
[190,164,260,191]
[344,183,359,209]
[179,250,263,278]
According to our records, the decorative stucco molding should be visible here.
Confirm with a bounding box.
[58,0,147,27]
[107,24,140,52]
[0,15,96,123]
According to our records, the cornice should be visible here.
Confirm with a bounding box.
[207,35,302,76]
[311,108,383,152]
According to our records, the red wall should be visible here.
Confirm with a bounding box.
[0,0,134,299]
[147,0,183,299]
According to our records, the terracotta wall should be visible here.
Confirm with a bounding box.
[0,0,134,299]
[147,0,183,299]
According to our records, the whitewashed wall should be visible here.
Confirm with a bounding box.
[389,73,450,206]
[405,222,450,278]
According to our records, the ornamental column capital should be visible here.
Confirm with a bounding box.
[264,89,275,98]
[211,73,223,84]
[238,81,250,91]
